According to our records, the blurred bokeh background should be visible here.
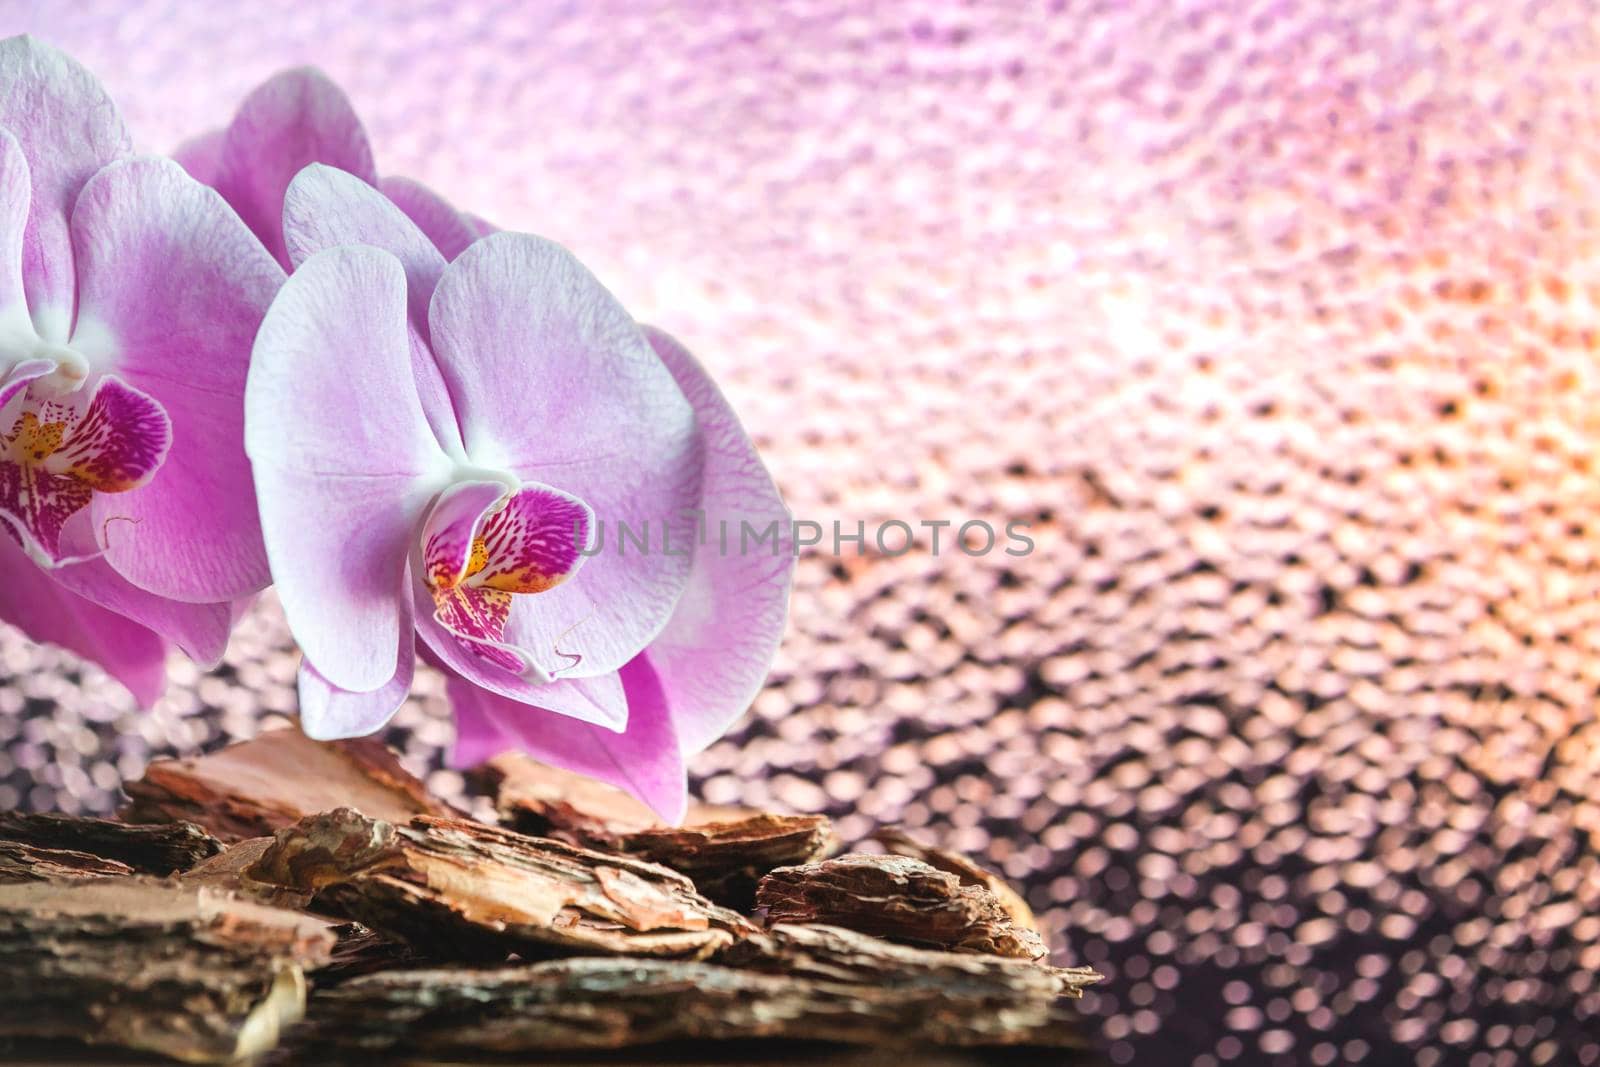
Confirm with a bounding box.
[4,1,1600,1063]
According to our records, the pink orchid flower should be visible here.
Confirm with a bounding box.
[0,529,165,707]
[0,36,283,703]
[176,67,486,267]
[247,164,792,820]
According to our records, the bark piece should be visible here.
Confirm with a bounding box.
[0,840,134,883]
[0,810,221,874]
[486,752,666,839]
[487,753,836,907]
[120,725,451,841]
[318,921,426,985]
[757,854,1049,961]
[872,827,1038,933]
[0,877,334,1063]
[720,923,1100,999]
[183,848,421,981]
[180,837,314,910]
[618,814,838,909]
[299,942,1095,1055]
[249,808,754,960]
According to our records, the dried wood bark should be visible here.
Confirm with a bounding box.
[0,877,334,1064]
[317,921,426,984]
[0,810,221,874]
[300,948,1093,1057]
[486,752,667,838]
[872,827,1038,933]
[757,854,1049,961]
[617,814,839,908]
[488,753,836,907]
[9,735,1101,1062]
[0,840,134,883]
[719,923,1099,999]
[120,725,452,841]
[179,836,315,910]
[248,807,755,959]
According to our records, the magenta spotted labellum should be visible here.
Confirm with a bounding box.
[0,369,170,564]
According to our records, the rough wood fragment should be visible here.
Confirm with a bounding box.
[0,878,334,1063]
[619,814,839,908]
[486,752,666,838]
[719,923,1099,1000]
[757,854,1049,961]
[120,726,451,841]
[873,827,1038,933]
[248,808,754,960]
[0,810,221,874]
[299,944,1096,1057]
[317,921,426,984]
[179,837,314,910]
[488,753,836,906]
[0,840,134,883]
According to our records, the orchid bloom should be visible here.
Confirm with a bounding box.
[247,163,792,820]
[0,528,165,706]
[176,66,486,268]
[0,36,283,703]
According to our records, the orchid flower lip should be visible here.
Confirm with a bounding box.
[0,297,167,569]
[429,614,559,686]
[414,476,595,689]
[0,512,110,569]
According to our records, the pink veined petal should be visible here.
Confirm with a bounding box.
[420,480,505,590]
[428,233,701,681]
[246,245,447,692]
[476,482,593,595]
[0,529,166,708]
[0,360,73,562]
[421,480,597,687]
[448,689,508,768]
[213,67,377,268]
[283,165,446,322]
[446,655,686,823]
[379,175,480,261]
[415,580,629,730]
[298,572,417,739]
[0,465,88,565]
[520,669,627,729]
[0,35,131,328]
[466,213,498,238]
[228,595,257,626]
[171,128,224,185]
[48,374,171,490]
[52,512,232,665]
[432,583,518,674]
[639,327,796,754]
[0,129,31,332]
[419,479,517,675]
[52,563,230,667]
[283,164,461,452]
[0,375,171,565]
[72,157,284,602]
